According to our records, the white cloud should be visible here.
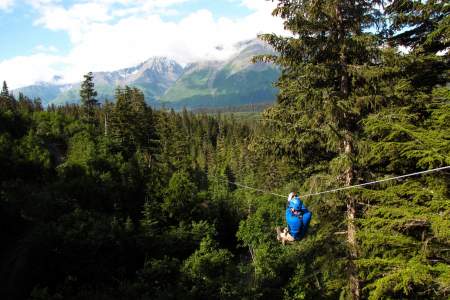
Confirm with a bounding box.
[3,0,286,89]
[34,44,59,53]
[0,0,14,10]
[34,2,113,43]
[0,54,66,88]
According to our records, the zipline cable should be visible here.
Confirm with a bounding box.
[299,165,450,198]
[208,165,450,199]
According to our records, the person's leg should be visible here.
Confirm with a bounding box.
[298,212,312,239]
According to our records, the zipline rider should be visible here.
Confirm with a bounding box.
[277,193,312,244]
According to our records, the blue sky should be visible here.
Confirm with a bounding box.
[1,5,71,60]
[0,0,284,88]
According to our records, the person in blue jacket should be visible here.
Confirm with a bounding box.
[277,195,312,244]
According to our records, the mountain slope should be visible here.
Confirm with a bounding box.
[159,39,280,108]
[161,61,224,103]
[13,82,74,107]
[52,57,183,105]
[13,39,280,109]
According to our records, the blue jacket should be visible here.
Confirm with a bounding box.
[286,200,310,240]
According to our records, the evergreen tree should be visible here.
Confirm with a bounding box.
[352,2,450,297]
[1,80,9,97]
[80,72,98,125]
[247,0,449,299]
[181,236,238,298]
[255,1,389,298]
[33,98,43,112]
[17,93,34,112]
[357,86,450,299]
[110,87,157,157]
[0,81,16,111]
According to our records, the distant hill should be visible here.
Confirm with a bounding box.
[160,39,280,109]
[13,39,280,109]
[13,82,75,107]
[52,57,184,105]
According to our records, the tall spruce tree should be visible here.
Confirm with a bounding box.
[1,81,9,97]
[357,86,450,299]
[110,86,136,152]
[252,0,449,298]
[110,87,157,157]
[80,72,98,125]
[0,81,15,111]
[353,1,450,297]
[256,0,388,298]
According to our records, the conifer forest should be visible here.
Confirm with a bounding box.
[1,0,449,299]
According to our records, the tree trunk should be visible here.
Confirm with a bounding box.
[344,137,360,300]
[336,3,359,296]
[104,113,108,136]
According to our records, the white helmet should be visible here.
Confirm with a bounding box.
[287,192,295,202]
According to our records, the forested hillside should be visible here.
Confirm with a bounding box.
[1,0,449,299]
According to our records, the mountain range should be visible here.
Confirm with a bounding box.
[13,39,280,109]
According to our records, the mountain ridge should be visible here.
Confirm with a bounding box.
[13,39,280,109]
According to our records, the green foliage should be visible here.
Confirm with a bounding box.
[110,86,157,157]
[386,0,450,54]
[80,72,98,125]
[1,2,449,299]
[0,81,17,111]
[247,0,450,298]
[182,236,238,299]
[162,170,199,220]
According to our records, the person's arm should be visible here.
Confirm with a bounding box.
[300,201,309,213]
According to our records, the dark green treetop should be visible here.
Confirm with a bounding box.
[1,81,9,97]
[80,72,98,125]
[0,81,16,111]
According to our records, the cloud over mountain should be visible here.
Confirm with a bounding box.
[0,0,286,89]
[14,39,280,109]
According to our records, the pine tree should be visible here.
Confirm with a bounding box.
[357,86,450,299]
[1,81,9,97]
[353,2,450,297]
[17,93,34,112]
[110,86,158,157]
[156,109,192,173]
[256,0,388,298]
[0,81,16,111]
[253,0,449,298]
[110,86,136,152]
[80,72,98,125]
[129,87,150,147]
